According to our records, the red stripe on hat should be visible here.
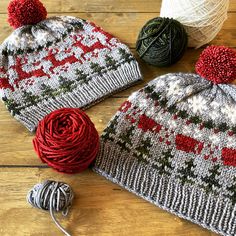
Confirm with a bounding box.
[222,147,236,167]
[175,134,203,154]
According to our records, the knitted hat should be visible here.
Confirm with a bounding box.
[94,46,236,235]
[0,0,142,131]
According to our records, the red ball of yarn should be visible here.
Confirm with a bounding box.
[33,108,100,174]
[195,45,236,84]
[8,0,47,29]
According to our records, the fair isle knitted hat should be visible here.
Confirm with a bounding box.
[0,0,142,131]
[94,46,236,235]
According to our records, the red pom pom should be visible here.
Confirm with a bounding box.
[33,108,100,174]
[195,46,236,84]
[8,0,47,29]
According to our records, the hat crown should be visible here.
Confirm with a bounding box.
[2,16,84,54]
[135,73,236,127]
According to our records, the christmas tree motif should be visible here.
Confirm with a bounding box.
[105,55,117,70]
[189,115,202,124]
[44,37,62,51]
[118,48,134,63]
[70,21,84,30]
[152,149,174,175]
[2,97,20,116]
[46,41,52,48]
[159,97,168,108]
[90,62,104,76]
[177,158,197,184]
[203,120,214,129]
[102,116,119,141]
[218,122,229,132]
[177,110,189,119]
[37,45,43,51]
[150,91,161,101]
[40,84,55,98]
[225,176,236,204]
[167,105,177,114]
[144,83,161,101]
[16,48,24,54]
[116,126,135,151]
[58,76,75,93]
[22,91,39,106]
[76,70,88,84]
[144,85,155,94]
[201,165,221,193]
[134,137,152,163]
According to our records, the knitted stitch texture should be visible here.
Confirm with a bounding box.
[0,16,142,131]
[93,73,236,236]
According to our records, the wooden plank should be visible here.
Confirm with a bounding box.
[0,13,236,47]
[0,1,234,236]
[0,97,125,166]
[230,1,236,11]
[0,0,235,13]
[0,167,216,236]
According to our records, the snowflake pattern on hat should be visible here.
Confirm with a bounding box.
[94,72,236,236]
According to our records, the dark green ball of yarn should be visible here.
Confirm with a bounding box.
[136,17,188,67]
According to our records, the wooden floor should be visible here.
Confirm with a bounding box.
[0,1,235,235]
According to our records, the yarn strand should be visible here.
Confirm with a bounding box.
[49,184,71,236]
[27,180,74,236]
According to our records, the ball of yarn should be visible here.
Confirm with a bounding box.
[136,17,188,67]
[160,0,229,48]
[33,108,100,174]
[27,180,74,236]
[195,45,236,84]
[8,0,47,29]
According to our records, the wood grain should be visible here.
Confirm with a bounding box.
[0,0,235,235]
[0,0,235,13]
[0,168,216,236]
[0,97,126,166]
[0,13,235,48]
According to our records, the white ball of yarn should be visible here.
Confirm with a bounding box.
[160,0,229,48]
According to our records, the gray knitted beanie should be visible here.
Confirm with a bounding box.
[94,45,236,235]
[0,0,142,131]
